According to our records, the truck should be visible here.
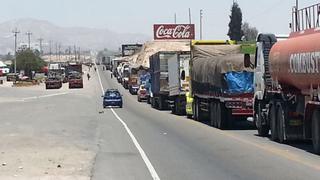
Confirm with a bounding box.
[45,63,63,89]
[121,63,130,89]
[167,52,191,115]
[188,40,255,129]
[149,51,189,110]
[251,3,320,154]
[67,63,83,89]
[128,65,149,95]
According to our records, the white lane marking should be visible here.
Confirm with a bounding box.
[95,63,160,180]
[96,64,105,94]
[22,92,69,101]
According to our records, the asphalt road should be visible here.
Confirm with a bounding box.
[1,65,320,180]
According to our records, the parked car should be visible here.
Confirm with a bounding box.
[102,89,123,108]
[137,85,149,102]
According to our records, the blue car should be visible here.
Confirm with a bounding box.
[103,89,123,108]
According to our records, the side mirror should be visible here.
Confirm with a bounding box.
[244,54,251,68]
[181,70,186,81]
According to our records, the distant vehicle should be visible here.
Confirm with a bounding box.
[103,89,123,108]
[67,63,83,89]
[137,85,149,102]
[46,63,63,89]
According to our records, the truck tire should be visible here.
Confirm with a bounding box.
[158,96,163,110]
[270,102,278,141]
[312,110,320,154]
[193,100,197,121]
[277,103,286,143]
[216,102,226,129]
[151,97,155,108]
[209,102,216,127]
[256,102,269,136]
[195,99,204,121]
[174,99,183,115]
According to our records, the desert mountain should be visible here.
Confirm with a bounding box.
[0,18,150,54]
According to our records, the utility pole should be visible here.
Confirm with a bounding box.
[49,40,52,62]
[200,9,203,40]
[12,28,20,74]
[38,38,43,55]
[68,46,71,61]
[58,43,61,61]
[188,8,192,24]
[78,47,81,62]
[26,31,32,49]
[174,13,177,24]
[55,42,58,61]
[74,45,77,61]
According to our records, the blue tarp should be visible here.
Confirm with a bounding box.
[224,72,254,94]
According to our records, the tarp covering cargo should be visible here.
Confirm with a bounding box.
[191,45,253,94]
[225,72,253,93]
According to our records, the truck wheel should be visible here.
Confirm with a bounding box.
[171,100,177,114]
[193,100,197,121]
[270,102,278,141]
[226,109,234,129]
[151,97,155,108]
[158,96,163,110]
[175,99,182,115]
[256,102,269,136]
[312,110,320,154]
[209,102,216,127]
[277,103,286,143]
[216,103,224,129]
[195,99,201,121]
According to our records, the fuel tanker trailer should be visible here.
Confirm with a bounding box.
[251,2,320,154]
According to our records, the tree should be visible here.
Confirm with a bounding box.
[16,49,46,77]
[227,2,243,41]
[242,22,258,41]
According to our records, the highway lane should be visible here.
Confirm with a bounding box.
[97,66,320,180]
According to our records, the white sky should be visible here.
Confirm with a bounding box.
[1,0,319,39]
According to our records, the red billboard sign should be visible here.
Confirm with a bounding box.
[154,24,195,40]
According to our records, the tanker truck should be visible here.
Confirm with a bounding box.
[251,3,320,154]
[189,40,255,129]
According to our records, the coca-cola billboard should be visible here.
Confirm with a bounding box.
[154,24,195,40]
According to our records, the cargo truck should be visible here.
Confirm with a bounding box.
[67,63,83,89]
[251,3,320,154]
[121,63,130,89]
[128,65,148,95]
[45,63,63,89]
[167,52,191,115]
[149,52,176,110]
[189,40,255,129]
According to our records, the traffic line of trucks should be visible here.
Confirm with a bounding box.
[106,2,320,155]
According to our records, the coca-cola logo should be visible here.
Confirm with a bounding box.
[154,24,195,40]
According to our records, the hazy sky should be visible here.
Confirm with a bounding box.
[1,0,319,39]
